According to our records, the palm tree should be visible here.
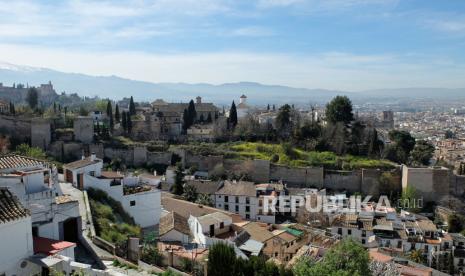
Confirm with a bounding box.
[182,184,197,202]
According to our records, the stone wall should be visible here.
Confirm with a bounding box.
[0,115,31,142]
[402,166,451,203]
[48,141,83,162]
[270,164,324,187]
[147,151,172,165]
[73,117,94,144]
[31,119,51,150]
[324,170,361,192]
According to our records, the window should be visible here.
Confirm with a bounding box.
[397,241,402,249]
[224,205,229,211]
[225,196,229,202]
[246,214,250,219]
[89,171,95,176]
[246,197,250,204]
[235,205,239,212]
[362,239,366,244]
[337,228,342,235]
[245,206,250,212]
[130,200,136,206]
[220,222,224,229]
[362,230,366,237]
[235,197,239,203]
[348,229,352,235]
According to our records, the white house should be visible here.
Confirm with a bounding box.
[81,168,161,228]
[215,180,258,221]
[236,94,251,119]
[63,153,103,188]
[159,212,191,244]
[0,155,81,241]
[0,187,34,276]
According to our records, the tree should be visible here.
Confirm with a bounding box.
[106,101,114,130]
[367,128,383,158]
[187,99,197,125]
[26,87,39,110]
[115,104,120,123]
[182,109,189,131]
[126,112,132,134]
[15,144,46,159]
[448,213,465,233]
[276,104,292,139]
[9,102,15,115]
[207,243,238,276]
[196,193,214,206]
[121,111,127,131]
[129,96,136,115]
[411,140,434,166]
[385,130,416,164]
[182,184,197,202]
[229,101,238,129]
[171,162,184,195]
[293,238,370,276]
[409,249,425,264]
[325,95,354,124]
[445,130,455,139]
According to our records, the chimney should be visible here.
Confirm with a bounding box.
[196,96,202,104]
[90,152,96,161]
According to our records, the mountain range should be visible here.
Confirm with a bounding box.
[1,61,465,105]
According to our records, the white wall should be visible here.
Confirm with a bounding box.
[69,161,103,186]
[84,174,161,228]
[0,217,33,276]
[160,229,190,244]
[215,194,258,220]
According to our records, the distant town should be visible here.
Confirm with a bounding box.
[1,80,465,276]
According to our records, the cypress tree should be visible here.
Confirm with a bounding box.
[126,112,132,134]
[187,99,197,125]
[129,96,136,115]
[9,102,15,115]
[182,108,189,131]
[122,111,127,131]
[115,104,120,123]
[229,101,238,128]
[106,101,114,130]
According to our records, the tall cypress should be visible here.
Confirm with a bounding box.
[122,111,127,131]
[126,112,132,134]
[129,96,136,115]
[229,101,238,128]
[187,99,197,125]
[106,100,114,130]
[182,108,189,131]
[115,104,120,123]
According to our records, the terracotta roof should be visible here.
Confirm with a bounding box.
[240,222,274,243]
[33,236,76,255]
[0,187,30,224]
[197,212,231,226]
[186,180,220,195]
[162,194,242,222]
[64,157,100,170]
[100,171,124,179]
[0,154,44,171]
[159,212,191,236]
[216,180,256,197]
[369,249,394,263]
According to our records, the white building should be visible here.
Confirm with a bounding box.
[63,154,103,188]
[215,180,258,221]
[76,166,161,228]
[0,155,81,241]
[0,187,34,276]
[236,94,251,119]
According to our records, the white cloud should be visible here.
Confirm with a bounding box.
[230,26,275,37]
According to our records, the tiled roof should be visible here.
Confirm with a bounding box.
[159,212,191,236]
[186,180,220,195]
[33,236,76,255]
[197,212,231,226]
[0,187,30,223]
[100,171,124,179]
[216,180,256,197]
[240,222,274,243]
[64,157,100,170]
[0,154,44,171]
[162,194,242,222]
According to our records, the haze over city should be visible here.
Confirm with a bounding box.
[1,0,465,91]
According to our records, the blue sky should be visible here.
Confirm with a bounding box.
[0,0,465,90]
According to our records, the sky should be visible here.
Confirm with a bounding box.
[0,0,465,91]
